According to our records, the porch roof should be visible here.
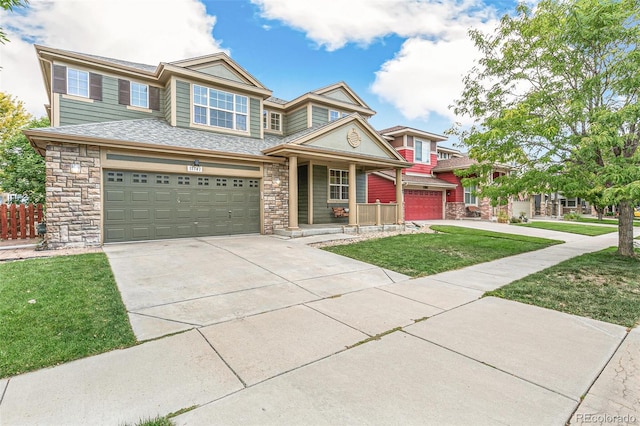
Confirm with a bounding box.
[374,171,457,189]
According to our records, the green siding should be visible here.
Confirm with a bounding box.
[59,75,165,125]
[163,80,172,123]
[324,89,356,104]
[297,165,309,224]
[250,98,261,138]
[286,108,307,135]
[311,106,328,127]
[175,80,191,128]
[311,165,367,223]
[194,64,245,83]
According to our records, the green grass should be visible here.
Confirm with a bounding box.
[323,225,562,277]
[517,221,617,236]
[0,253,136,378]
[486,248,640,328]
[571,217,640,226]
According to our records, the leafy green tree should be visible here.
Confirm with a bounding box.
[0,92,31,142]
[451,0,640,256]
[0,0,28,44]
[0,117,47,204]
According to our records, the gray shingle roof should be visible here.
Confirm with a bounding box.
[33,119,283,156]
[266,96,288,105]
[47,46,158,73]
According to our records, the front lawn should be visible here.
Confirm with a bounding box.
[0,253,136,378]
[571,217,640,226]
[486,248,640,328]
[517,221,616,236]
[322,225,561,277]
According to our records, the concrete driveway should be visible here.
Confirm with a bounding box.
[103,235,410,340]
[1,229,635,425]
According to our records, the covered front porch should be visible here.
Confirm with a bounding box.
[262,115,411,232]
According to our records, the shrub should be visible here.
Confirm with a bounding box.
[563,211,581,221]
[509,216,522,223]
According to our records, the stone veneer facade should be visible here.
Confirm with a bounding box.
[262,161,289,234]
[45,143,101,248]
[445,197,494,220]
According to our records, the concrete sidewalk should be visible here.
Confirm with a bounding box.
[0,223,637,425]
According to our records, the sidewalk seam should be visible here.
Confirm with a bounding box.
[196,328,247,388]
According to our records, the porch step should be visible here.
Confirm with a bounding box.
[274,224,405,239]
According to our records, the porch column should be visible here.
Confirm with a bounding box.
[288,156,299,230]
[348,163,357,226]
[396,168,404,224]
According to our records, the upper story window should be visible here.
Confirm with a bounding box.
[437,151,452,160]
[130,82,149,108]
[118,79,159,110]
[263,110,281,132]
[414,139,431,164]
[329,169,349,200]
[67,68,89,97]
[329,110,348,121]
[193,85,248,131]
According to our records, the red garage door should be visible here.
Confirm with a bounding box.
[404,190,443,220]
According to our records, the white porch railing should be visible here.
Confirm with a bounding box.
[356,201,398,225]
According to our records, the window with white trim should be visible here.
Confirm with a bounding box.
[263,110,281,131]
[414,139,431,164]
[329,110,348,121]
[193,85,248,131]
[130,82,149,108]
[67,68,89,97]
[464,185,478,205]
[329,169,349,200]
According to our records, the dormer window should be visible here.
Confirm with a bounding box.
[193,85,248,131]
[329,110,348,121]
[263,110,281,132]
[67,68,89,97]
[414,139,431,164]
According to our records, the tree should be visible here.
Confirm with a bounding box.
[0,116,47,204]
[0,92,31,142]
[0,0,28,44]
[451,0,640,257]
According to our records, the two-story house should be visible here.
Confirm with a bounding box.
[368,126,512,221]
[25,46,410,248]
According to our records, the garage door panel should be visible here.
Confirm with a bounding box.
[104,170,260,243]
[131,209,150,220]
[132,227,151,239]
[131,191,149,202]
[105,190,125,202]
[155,192,171,202]
[105,209,126,221]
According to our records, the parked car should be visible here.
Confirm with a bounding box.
[635,207,640,218]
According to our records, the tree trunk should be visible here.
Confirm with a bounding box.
[617,200,636,257]
[595,206,604,221]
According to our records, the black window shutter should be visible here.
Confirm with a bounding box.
[118,79,130,105]
[52,65,67,94]
[89,73,102,101]
[149,86,160,111]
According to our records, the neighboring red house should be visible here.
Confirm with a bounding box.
[368,126,510,221]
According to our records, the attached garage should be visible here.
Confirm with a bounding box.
[103,170,260,243]
[404,189,443,220]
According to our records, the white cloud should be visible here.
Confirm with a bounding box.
[371,37,481,123]
[253,0,499,125]
[0,0,224,117]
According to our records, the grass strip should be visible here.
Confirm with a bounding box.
[486,248,640,328]
[323,226,561,277]
[516,221,616,236]
[0,253,136,378]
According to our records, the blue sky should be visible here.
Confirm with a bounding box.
[0,0,520,147]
